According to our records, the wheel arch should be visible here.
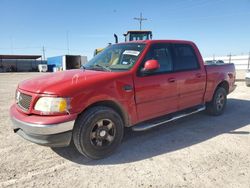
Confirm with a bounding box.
[217,80,229,94]
[79,100,130,127]
[205,80,229,103]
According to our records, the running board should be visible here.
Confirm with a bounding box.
[132,105,206,131]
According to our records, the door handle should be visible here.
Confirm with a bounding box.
[168,78,176,83]
[123,85,133,92]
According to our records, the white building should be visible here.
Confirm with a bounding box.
[204,54,250,70]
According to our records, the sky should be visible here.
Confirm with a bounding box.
[1,0,250,60]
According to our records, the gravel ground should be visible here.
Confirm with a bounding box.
[0,73,249,188]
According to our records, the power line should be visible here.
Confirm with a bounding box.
[0,46,41,49]
[134,13,147,30]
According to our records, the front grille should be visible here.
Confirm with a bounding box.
[17,92,32,111]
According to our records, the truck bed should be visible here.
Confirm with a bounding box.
[204,63,236,101]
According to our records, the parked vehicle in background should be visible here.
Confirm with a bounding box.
[123,30,152,41]
[47,55,88,72]
[246,69,250,86]
[38,64,48,72]
[205,60,225,65]
[10,40,236,159]
[94,30,153,56]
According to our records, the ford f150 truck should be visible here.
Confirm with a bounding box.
[10,40,236,159]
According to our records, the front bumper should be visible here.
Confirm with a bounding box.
[14,128,72,147]
[10,104,77,147]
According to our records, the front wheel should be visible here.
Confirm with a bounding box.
[72,106,124,159]
[206,87,227,116]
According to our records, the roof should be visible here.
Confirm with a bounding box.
[116,39,194,45]
[126,30,152,33]
[0,55,42,60]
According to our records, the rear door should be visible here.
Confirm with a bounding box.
[134,43,179,122]
[172,44,206,110]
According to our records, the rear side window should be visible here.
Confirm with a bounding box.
[173,44,200,71]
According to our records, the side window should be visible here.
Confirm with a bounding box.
[140,44,173,74]
[173,44,200,71]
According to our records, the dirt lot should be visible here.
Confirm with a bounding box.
[0,73,249,188]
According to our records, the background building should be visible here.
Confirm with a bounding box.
[0,55,46,72]
[204,54,250,70]
[47,55,87,71]
[0,54,88,72]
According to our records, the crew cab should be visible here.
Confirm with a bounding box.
[10,40,236,159]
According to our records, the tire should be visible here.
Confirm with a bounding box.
[72,106,124,159]
[206,87,227,116]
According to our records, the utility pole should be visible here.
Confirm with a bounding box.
[228,52,232,63]
[42,46,46,60]
[134,13,147,30]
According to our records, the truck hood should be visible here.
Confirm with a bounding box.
[18,69,114,95]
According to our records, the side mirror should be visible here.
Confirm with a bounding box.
[141,60,160,73]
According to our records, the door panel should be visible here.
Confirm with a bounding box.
[177,70,206,109]
[134,73,178,122]
[172,44,206,110]
[134,43,178,122]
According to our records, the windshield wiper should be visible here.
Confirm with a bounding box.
[93,64,112,72]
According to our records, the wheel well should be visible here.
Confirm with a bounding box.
[217,81,229,94]
[82,100,129,127]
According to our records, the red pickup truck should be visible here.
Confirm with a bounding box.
[10,40,236,159]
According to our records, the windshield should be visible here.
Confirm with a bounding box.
[129,33,150,41]
[85,43,146,72]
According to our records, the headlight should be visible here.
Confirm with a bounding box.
[34,97,71,114]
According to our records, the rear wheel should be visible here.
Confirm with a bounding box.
[72,106,124,159]
[206,87,227,116]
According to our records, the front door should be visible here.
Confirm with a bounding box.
[133,43,178,122]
